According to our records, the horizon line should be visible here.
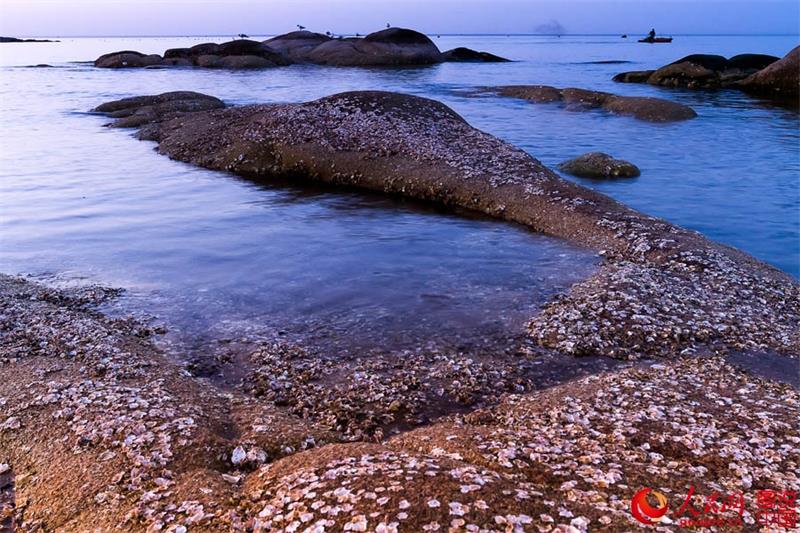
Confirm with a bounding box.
[6,32,799,39]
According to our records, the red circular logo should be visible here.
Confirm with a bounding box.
[631,488,669,525]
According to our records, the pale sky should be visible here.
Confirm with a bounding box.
[1,0,798,37]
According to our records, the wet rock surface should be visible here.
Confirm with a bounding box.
[613,47,798,103]
[93,28,509,69]
[93,89,797,361]
[489,85,698,122]
[1,274,797,531]
[739,45,800,101]
[558,152,640,179]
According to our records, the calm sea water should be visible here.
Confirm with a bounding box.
[0,34,797,351]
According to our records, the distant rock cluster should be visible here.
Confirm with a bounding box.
[614,46,800,102]
[0,36,58,43]
[94,28,510,69]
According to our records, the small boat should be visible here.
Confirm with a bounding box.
[638,36,673,43]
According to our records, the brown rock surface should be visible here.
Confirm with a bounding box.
[493,85,697,122]
[740,45,800,100]
[557,152,640,179]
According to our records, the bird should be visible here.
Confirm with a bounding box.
[297,25,306,30]
[386,23,390,28]
[237,33,249,39]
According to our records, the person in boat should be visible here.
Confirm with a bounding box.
[648,28,656,39]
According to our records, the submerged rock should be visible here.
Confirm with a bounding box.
[493,85,697,122]
[496,85,563,103]
[558,152,640,178]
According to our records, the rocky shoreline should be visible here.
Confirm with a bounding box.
[1,274,797,531]
[1,88,797,531]
[94,28,509,69]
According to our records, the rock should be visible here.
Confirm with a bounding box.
[216,39,290,65]
[613,51,786,95]
[92,91,223,114]
[263,31,332,62]
[95,40,287,69]
[161,57,192,67]
[94,50,163,68]
[216,55,277,69]
[668,54,729,71]
[163,47,191,59]
[93,91,224,128]
[441,47,510,62]
[496,85,562,103]
[1,417,20,430]
[492,85,696,122]
[612,70,654,83]
[739,46,800,100]
[307,27,443,66]
[195,54,222,68]
[558,152,641,178]
[602,95,697,122]
[246,447,268,464]
[647,61,721,89]
[93,28,511,70]
[727,53,779,71]
[188,42,221,56]
[231,446,246,465]
[562,87,610,108]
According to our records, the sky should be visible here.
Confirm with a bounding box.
[1,0,798,37]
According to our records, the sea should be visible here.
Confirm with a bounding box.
[0,34,797,352]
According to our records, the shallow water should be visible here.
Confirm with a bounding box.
[0,34,798,351]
